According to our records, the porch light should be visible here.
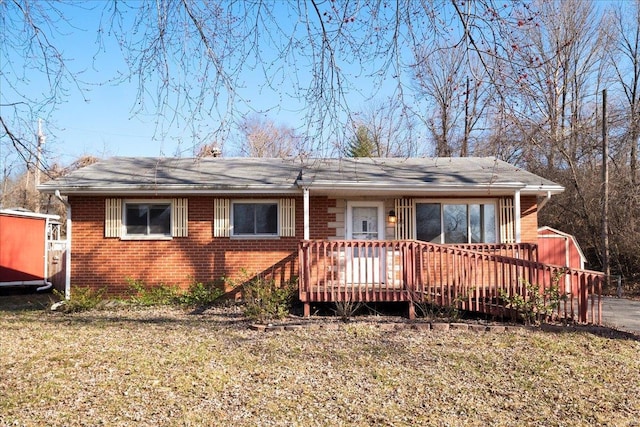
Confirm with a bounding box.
[388,210,397,224]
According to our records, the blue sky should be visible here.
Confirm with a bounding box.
[29,4,309,164]
[2,1,404,168]
[5,1,618,170]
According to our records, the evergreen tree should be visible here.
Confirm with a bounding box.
[346,126,377,157]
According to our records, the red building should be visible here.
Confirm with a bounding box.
[0,209,60,290]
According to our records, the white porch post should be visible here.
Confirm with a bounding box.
[303,187,310,240]
[514,189,521,243]
[55,190,72,300]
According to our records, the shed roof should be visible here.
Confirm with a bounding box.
[38,156,563,196]
[0,209,60,221]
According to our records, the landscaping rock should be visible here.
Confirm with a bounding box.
[411,322,431,331]
[450,323,469,331]
[430,322,450,331]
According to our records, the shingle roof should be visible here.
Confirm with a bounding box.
[38,156,563,196]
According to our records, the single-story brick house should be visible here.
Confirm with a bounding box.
[38,156,604,321]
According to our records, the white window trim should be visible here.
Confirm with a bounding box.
[121,199,174,241]
[230,199,280,239]
[346,201,385,240]
[413,198,499,244]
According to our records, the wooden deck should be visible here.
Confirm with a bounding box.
[298,240,604,324]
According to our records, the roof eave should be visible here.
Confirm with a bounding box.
[0,209,60,220]
[520,185,564,195]
[39,185,301,196]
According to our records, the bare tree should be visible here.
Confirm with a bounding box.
[612,0,640,187]
[413,45,490,157]
[238,114,304,158]
[501,0,607,171]
[344,97,417,157]
[2,0,539,164]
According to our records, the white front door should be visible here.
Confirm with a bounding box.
[346,202,385,284]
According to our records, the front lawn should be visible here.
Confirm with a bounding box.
[1,303,639,426]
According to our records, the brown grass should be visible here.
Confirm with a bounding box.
[1,299,639,426]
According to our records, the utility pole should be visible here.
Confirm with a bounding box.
[34,119,45,213]
[602,90,610,288]
[462,76,470,157]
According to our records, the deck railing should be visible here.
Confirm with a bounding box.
[451,243,538,262]
[299,240,604,324]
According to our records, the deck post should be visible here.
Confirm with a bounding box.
[579,274,588,323]
[408,301,416,320]
[303,187,310,240]
[303,302,311,317]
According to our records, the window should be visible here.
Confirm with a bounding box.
[350,206,380,240]
[125,203,171,237]
[416,201,496,244]
[232,201,278,236]
[105,198,188,239]
[416,203,441,243]
[214,198,295,238]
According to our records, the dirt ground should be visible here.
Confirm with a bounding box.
[0,287,55,311]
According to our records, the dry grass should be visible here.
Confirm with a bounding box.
[1,298,639,427]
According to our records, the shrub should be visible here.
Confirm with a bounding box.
[241,276,297,323]
[178,280,224,307]
[500,278,564,325]
[126,278,181,306]
[407,289,465,321]
[332,298,363,322]
[53,287,105,313]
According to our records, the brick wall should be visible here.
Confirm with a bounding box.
[520,195,538,244]
[69,195,334,296]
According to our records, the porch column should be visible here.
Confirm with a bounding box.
[514,189,521,243]
[303,187,310,240]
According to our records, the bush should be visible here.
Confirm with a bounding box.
[500,278,564,325]
[126,278,181,306]
[241,276,297,323]
[332,298,363,322]
[53,287,105,313]
[178,280,224,307]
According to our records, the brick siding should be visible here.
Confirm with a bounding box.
[69,195,334,296]
[520,195,538,243]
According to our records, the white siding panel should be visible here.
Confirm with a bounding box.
[172,198,188,237]
[279,198,296,237]
[213,198,230,237]
[105,198,122,238]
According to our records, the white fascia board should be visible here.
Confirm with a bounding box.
[0,209,60,220]
[41,186,302,196]
[301,181,528,193]
[520,184,564,195]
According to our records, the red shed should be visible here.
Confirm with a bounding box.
[0,209,60,290]
[538,226,587,295]
[537,226,586,270]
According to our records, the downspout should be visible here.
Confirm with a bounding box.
[36,215,54,292]
[55,190,71,300]
[537,191,552,211]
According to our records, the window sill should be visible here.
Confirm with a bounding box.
[230,235,280,240]
[120,235,173,241]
